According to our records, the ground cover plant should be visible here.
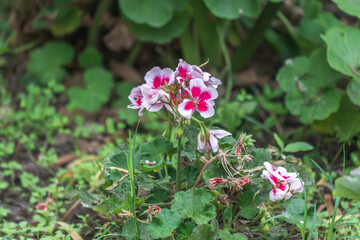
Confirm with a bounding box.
[1,0,360,239]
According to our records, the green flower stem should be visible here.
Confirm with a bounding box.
[216,21,233,102]
[176,133,182,192]
[87,0,112,47]
[128,131,140,239]
[232,2,283,71]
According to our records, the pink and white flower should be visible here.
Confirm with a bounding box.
[261,162,303,201]
[175,59,195,84]
[145,160,156,166]
[198,129,232,153]
[128,86,145,116]
[178,78,218,119]
[141,67,175,112]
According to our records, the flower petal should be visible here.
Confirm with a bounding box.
[209,134,219,153]
[178,99,195,119]
[199,87,218,101]
[189,78,206,98]
[210,129,232,139]
[197,101,214,118]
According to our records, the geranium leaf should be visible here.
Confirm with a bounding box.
[68,67,113,111]
[189,220,219,240]
[139,136,175,163]
[171,188,216,224]
[334,167,360,201]
[323,26,360,79]
[149,209,182,239]
[78,47,103,69]
[332,0,360,19]
[203,0,261,19]
[176,221,196,240]
[347,78,360,106]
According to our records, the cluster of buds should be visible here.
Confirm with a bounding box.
[261,162,303,201]
[208,175,250,191]
[128,59,221,119]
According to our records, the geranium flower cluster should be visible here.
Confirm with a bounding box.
[261,162,303,201]
[128,59,221,119]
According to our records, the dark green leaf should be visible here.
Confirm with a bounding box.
[189,220,218,240]
[177,221,196,240]
[122,218,152,240]
[171,188,216,224]
[217,229,248,240]
[78,47,103,68]
[139,136,174,163]
[51,7,83,36]
[149,209,182,238]
[236,190,259,219]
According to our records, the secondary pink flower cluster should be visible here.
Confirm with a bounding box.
[128,59,221,119]
[261,162,303,202]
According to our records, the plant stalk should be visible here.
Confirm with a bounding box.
[176,134,182,192]
[232,2,283,71]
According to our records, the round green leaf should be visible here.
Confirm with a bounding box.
[283,142,313,153]
[28,41,74,83]
[78,47,103,69]
[120,0,175,28]
[347,78,360,106]
[332,0,360,19]
[334,169,360,201]
[129,11,191,44]
[203,0,261,19]
[171,188,216,224]
[323,26,360,79]
[277,48,341,123]
[149,209,182,239]
[68,67,114,111]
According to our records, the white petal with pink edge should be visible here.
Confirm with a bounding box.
[144,67,162,84]
[178,99,195,119]
[210,129,232,138]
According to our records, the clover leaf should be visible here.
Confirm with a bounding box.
[203,0,261,19]
[332,0,360,19]
[171,188,216,224]
[28,41,74,83]
[276,48,341,123]
[149,209,182,239]
[68,67,114,112]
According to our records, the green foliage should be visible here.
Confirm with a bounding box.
[217,229,248,240]
[203,0,261,19]
[333,167,360,201]
[122,218,152,240]
[149,209,182,238]
[277,48,341,123]
[332,0,360,19]
[189,220,219,240]
[130,11,191,44]
[237,189,259,219]
[177,221,196,240]
[283,142,313,153]
[68,67,114,111]
[51,7,83,36]
[28,41,74,83]
[78,47,103,69]
[171,188,216,224]
[139,136,175,163]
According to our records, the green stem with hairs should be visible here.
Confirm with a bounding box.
[176,133,182,192]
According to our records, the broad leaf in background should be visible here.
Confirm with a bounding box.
[203,0,261,19]
[311,96,360,141]
[129,11,191,44]
[323,27,360,79]
[149,209,182,239]
[298,12,343,44]
[283,142,313,153]
[171,188,216,224]
[51,7,83,36]
[217,229,248,240]
[347,79,360,106]
[332,0,360,19]
[28,41,74,83]
[68,67,114,111]
[334,167,360,201]
[78,47,103,69]
[120,0,189,28]
[280,198,316,228]
[276,48,341,123]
